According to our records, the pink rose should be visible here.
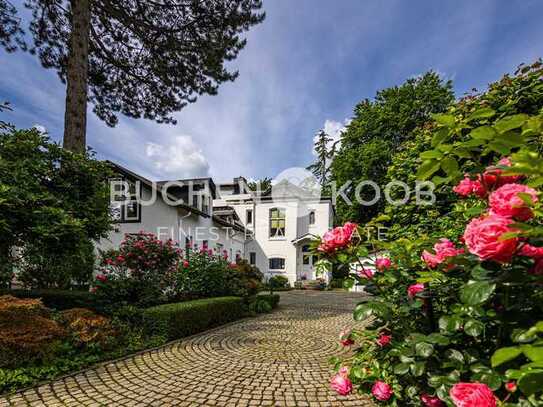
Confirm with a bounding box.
[339,328,354,347]
[338,366,349,377]
[375,257,392,271]
[529,259,543,276]
[519,244,543,258]
[483,157,523,188]
[358,268,375,279]
[489,183,538,221]
[421,239,464,269]
[182,260,189,268]
[330,373,353,396]
[96,274,107,282]
[449,383,496,407]
[318,222,358,253]
[421,394,445,407]
[376,333,392,347]
[463,214,519,263]
[407,283,425,299]
[371,381,393,401]
[453,177,486,198]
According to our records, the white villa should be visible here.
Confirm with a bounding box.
[97,162,334,285]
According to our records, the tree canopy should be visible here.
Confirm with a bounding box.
[2,0,265,152]
[331,72,455,224]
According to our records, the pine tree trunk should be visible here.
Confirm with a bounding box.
[63,0,91,154]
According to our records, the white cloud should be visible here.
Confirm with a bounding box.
[144,135,210,179]
[312,118,349,157]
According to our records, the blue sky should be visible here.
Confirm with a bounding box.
[1,0,543,182]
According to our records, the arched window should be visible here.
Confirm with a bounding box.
[309,210,315,225]
[269,257,285,270]
[269,207,286,238]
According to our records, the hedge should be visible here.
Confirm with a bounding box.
[256,294,280,309]
[0,289,107,312]
[142,296,245,340]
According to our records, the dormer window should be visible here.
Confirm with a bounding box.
[309,210,315,225]
[269,208,286,238]
[110,178,141,223]
[246,209,253,225]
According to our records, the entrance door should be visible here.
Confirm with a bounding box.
[301,245,313,280]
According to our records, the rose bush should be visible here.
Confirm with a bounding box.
[93,232,181,306]
[317,63,543,406]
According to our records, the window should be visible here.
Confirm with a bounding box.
[309,210,315,225]
[202,196,209,214]
[246,209,253,225]
[192,194,199,210]
[110,178,141,223]
[269,257,285,270]
[269,208,286,238]
[249,252,256,265]
[185,236,192,251]
[302,245,310,253]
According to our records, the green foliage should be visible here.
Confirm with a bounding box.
[318,61,543,406]
[376,60,543,241]
[173,250,245,300]
[331,71,454,224]
[268,275,290,290]
[249,298,272,314]
[0,128,113,288]
[307,129,335,187]
[143,297,245,340]
[2,1,265,129]
[256,294,280,309]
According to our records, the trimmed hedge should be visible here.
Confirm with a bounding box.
[0,289,107,312]
[257,294,280,309]
[142,297,245,340]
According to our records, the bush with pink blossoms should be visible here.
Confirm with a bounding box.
[94,232,181,307]
[321,154,543,404]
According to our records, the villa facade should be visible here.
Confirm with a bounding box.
[98,163,334,285]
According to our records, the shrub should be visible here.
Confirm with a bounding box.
[0,289,105,312]
[0,296,66,368]
[319,63,543,406]
[249,298,272,314]
[329,278,345,289]
[0,128,113,289]
[60,308,116,347]
[256,294,280,309]
[173,249,242,300]
[93,232,181,306]
[234,259,264,296]
[142,297,244,340]
[268,275,290,290]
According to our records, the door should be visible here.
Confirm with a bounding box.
[301,245,313,280]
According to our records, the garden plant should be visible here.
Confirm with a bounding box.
[319,62,543,406]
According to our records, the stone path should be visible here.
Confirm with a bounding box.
[1,291,374,406]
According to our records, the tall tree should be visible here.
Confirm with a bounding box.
[331,72,455,224]
[307,129,334,187]
[2,0,265,153]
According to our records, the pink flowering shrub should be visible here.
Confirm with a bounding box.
[93,232,181,306]
[321,156,543,404]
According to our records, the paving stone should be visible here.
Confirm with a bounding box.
[1,291,374,406]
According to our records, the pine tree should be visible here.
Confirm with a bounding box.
[2,0,265,153]
[307,129,333,187]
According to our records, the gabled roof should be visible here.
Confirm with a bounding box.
[106,161,210,218]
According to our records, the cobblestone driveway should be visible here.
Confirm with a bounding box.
[1,291,373,406]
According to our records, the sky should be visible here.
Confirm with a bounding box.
[1,0,543,182]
